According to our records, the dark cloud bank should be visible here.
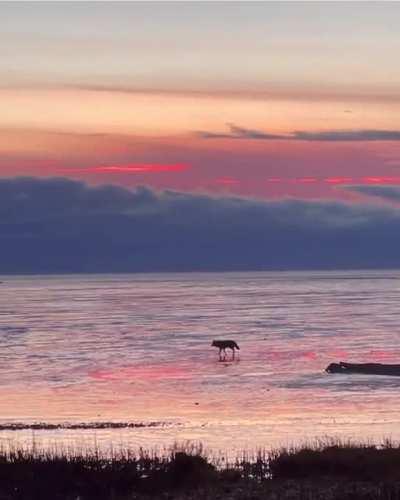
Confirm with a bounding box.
[1,177,400,274]
[343,185,400,202]
[198,123,400,141]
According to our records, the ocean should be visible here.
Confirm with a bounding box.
[1,270,400,456]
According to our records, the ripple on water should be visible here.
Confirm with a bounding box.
[1,270,400,452]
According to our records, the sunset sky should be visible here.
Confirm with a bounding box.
[2,1,400,200]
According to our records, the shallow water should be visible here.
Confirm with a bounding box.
[1,270,400,455]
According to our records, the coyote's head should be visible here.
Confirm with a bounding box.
[211,340,217,347]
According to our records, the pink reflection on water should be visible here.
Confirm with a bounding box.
[330,349,348,359]
[326,349,400,362]
[89,364,192,381]
[260,349,318,361]
[365,350,400,361]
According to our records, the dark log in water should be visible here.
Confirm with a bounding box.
[326,362,400,376]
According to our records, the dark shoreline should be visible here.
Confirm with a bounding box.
[0,421,174,431]
[1,440,400,499]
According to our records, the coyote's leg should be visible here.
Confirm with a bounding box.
[231,347,235,359]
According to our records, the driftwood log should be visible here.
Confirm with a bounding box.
[326,362,400,376]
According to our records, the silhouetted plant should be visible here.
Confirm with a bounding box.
[1,439,400,498]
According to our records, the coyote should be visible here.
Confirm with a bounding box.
[211,340,240,358]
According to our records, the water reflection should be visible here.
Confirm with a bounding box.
[0,270,400,454]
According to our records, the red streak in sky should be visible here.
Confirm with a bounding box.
[363,176,400,184]
[296,177,318,183]
[324,177,353,184]
[93,164,188,173]
[60,163,189,174]
[214,177,240,185]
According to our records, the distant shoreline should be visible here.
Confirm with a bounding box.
[1,267,400,277]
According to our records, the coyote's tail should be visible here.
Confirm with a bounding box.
[234,341,240,350]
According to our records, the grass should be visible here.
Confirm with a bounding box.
[268,438,400,481]
[1,439,400,498]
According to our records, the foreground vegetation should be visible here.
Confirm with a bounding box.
[1,440,400,499]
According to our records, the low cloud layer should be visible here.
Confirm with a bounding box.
[1,177,400,273]
[198,123,400,141]
[342,185,400,202]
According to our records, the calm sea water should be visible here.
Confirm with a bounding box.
[1,270,400,455]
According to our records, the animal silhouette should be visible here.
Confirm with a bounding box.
[211,339,240,359]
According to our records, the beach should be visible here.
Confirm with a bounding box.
[1,271,400,455]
